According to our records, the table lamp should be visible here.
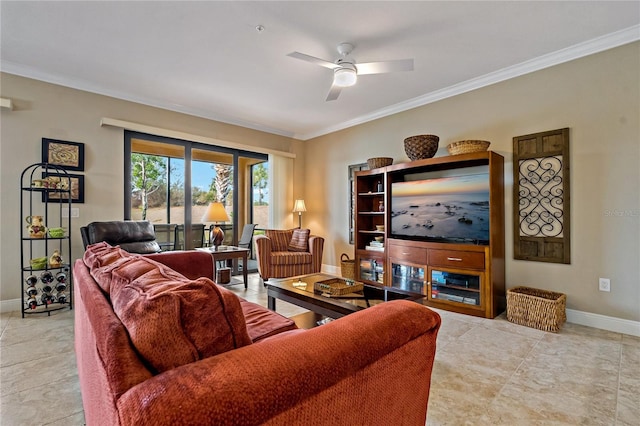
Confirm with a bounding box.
[292,199,306,228]
[201,202,230,247]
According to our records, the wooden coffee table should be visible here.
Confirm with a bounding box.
[266,273,426,327]
[196,246,249,289]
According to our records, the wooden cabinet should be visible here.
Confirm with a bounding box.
[355,151,504,318]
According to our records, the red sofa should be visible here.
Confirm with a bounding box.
[74,242,441,426]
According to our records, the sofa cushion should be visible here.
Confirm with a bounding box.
[271,251,313,266]
[83,243,253,374]
[240,299,298,342]
[288,228,310,252]
[265,229,294,252]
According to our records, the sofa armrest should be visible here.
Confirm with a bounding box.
[116,301,441,425]
[308,235,324,273]
[254,235,272,280]
[308,235,324,255]
[144,250,214,281]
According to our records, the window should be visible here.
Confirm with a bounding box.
[125,131,268,265]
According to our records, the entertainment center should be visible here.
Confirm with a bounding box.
[354,151,505,318]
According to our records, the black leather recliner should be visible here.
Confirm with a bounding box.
[80,220,161,254]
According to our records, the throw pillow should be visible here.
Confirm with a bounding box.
[288,228,310,252]
[85,243,253,374]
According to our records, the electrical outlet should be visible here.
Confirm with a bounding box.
[599,278,611,292]
[62,207,79,218]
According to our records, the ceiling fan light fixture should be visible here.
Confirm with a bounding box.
[334,67,357,87]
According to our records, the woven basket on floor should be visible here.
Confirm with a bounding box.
[507,286,567,332]
[366,157,393,169]
[404,135,440,160]
[447,140,491,155]
[340,253,355,280]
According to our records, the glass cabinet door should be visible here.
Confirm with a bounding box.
[390,262,426,294]
[429,268,482,306]
[359,257,385,284]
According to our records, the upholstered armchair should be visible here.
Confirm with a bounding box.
[254,228,324,282]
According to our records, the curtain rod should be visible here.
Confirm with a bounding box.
[100,117,296,159]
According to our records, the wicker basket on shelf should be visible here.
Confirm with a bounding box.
[366,157,393,169]
[507,286,566,332]
[340,253,355,280]
[404,135,440,160]
[447,140,491,155]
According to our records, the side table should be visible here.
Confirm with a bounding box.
[196,246,249,289]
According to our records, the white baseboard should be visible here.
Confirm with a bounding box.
[1,298,22,314]
[566,309,640,337]
[321,264,340,275]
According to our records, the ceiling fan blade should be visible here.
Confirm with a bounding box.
[356,58,414,75]
[326,84,342,101]
[287,52,339,70]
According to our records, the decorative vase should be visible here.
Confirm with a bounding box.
[378,201,385,212]
[49,250,63,268]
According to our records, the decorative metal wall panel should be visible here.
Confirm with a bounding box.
[517,155,564,238]
[513,128,570,264]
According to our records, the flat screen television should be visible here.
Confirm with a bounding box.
[390,167,490,245]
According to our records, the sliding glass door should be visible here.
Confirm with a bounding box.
[125,131,268,272]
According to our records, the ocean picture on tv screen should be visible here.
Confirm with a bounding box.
[391,173,490,245]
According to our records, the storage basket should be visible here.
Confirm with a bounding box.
[216,267,231,284]
[447,140,491,155]
[366,157,393,169]
[314,278,364,296]
[507,286,566,332]
[340,253,355,280]
[404,135,439,160]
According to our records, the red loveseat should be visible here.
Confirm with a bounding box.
[74,242,441,426]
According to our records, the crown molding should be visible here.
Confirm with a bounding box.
[0,61,296,139]
[297,24,640,140]
[2,25,638,141]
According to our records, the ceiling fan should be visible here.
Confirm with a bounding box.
[287,42,414,101]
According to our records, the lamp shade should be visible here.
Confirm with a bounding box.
[292,199,307,213]
[201,202,230,223]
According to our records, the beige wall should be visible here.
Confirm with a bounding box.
[305,42,640,321]
[0,74,300,302]
[1,42,638,322]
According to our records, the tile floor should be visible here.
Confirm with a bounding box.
[1,273,638,425]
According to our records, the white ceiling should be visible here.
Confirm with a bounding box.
[1,1,639,140]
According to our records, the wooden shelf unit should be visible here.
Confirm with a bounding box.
[354,151,505,318]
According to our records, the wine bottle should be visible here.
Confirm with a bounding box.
[26,296,38,310]
[40,271,54,284]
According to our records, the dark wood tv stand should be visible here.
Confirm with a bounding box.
[354,151,505,318]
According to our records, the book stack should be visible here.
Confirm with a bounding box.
[365,240,385,252]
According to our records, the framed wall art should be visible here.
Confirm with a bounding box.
[42,172,85,204]
[42,138,85,171]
